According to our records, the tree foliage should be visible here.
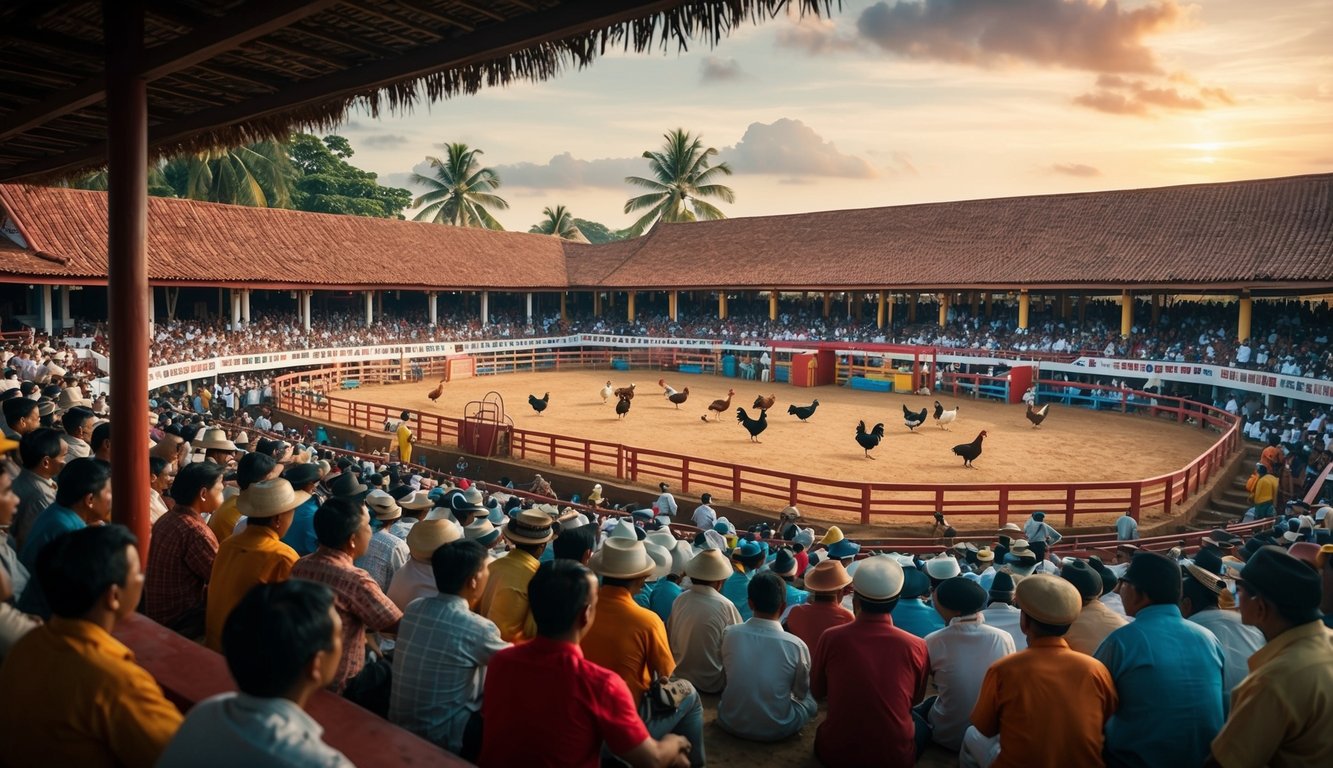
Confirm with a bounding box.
[572,218,631,244]
[623,128,734,236]
[162,141,295,208]
[288,134,412,218]
[528,205,587,241]
[410,143,509,229]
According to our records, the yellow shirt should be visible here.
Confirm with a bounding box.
[1251,474,1278,505]
[581,586,675,702]
[208,494,241,543]
[480,548,539,643]
[1211,621,1333,768]
[396,422,413,463]
[0,617,183,767]
[205,525,298,650]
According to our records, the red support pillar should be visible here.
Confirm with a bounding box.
[106,0,151,564]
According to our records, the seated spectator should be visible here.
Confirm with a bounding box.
[783,559,853,651]
[1059,558,1127,655]
[718,572,818,742]
[721,539,765,621]
[915,577,1015,755]
[765,546,808,619]
[209,451,279,543]
[18,457,112,617]
[387,517,463,612]
[811,555,929,768]
[962,574,1118,768]
[205,478,305,650]
[980,572,1027,650]
[143,461,223,638]
[355,490,410,592]
[1205,546,1333,767]
[478,559,692,767]
[158,580,353,767]
[890,566,946,638]
[1180,562,1265,702]
[644,530,689,624]
[59,406,95,460]
[551,521,596,565]
[10,427,64,548]
[1095,551,1226,767]
[0,525,183,765]
[479,509,553,643]
[147,455,174,524]
[280,462,322,556]
[668,547,742,694]
[391,539,508,759]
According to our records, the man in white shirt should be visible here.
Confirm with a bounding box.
[915,577,1015,755]
[1180,563,1264,702]
[717,572,817,741]
[668,548,742,694]
[979,572,1026,651]
[654,482,678,524]
[1115,513,1139,541]
[691,494,717,530]
[159,580,353,767]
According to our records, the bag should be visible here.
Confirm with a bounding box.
[642,678,691,721]
[1245,471,1259,493]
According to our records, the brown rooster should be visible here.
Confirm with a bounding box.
[614,383,636,400]
[701,389,735,422]
[752,393,776,412]
[667,387,690,409]
[427,378,445,403]
[1026,403,1051,428]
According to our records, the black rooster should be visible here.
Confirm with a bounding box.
[528,392,549,415]
[952,430,987,468]
[736,407,768,442]
[903,404,928,432]
[855,420,886,459]
[788,399,820,422]
[1026,404,1051,428]
[615,395,631,419]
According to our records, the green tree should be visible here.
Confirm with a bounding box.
[288,134,412,218]
[410,143,508,229]
[572,218,630,244]
[70,165,176,198]
[623,128,734,236]
[163,141,295,208]
[528,205,587,241]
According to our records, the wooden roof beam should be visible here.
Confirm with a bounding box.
[391,0,475,32]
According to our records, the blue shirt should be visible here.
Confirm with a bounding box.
[280,497,320,557]
[891,598,946,638]
[1115,515,1139,541]
[722,570,754,622]
[17,504,86,617]
[784,582,809,612]
[647,580,683,624]
[1094,604,1226,768]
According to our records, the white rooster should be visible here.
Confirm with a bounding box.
[933,400,959,430]
[600,380,613,404]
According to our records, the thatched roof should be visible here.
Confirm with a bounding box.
[0,1,832,183]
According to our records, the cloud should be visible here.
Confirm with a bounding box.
[854,0,1187,74]
[359,134,410,148]
[1074,74,1235,115]
[720,119,876,178]
[700,56,744,83]
[492,152,644,190]
[1051,163,1101,177]
[776,15,862,55]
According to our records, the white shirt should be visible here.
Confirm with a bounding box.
[718,618,815,741]
[1115,515,1139,541]
[1188,609,1265,700]
[923,614,1017,751]
[691,504,717,530]
[655,491,678,519]
[386,558,437,613]
[979,603,1027,651]
[158,693,352,768]
[668,584,742,694]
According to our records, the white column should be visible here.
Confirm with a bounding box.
[231,290,241,328]
[526,291,533,323]
[480,291,489,326]
[147,285,155,337]
[60,286,72,328]
[41,284,53,334]
[241,289,251,326]
[301,291,312,332]
[428,292,438,327]
[365,290,374,327]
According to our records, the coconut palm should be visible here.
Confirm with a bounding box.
[70,164,176,198]
[162,141,294,208]
[529,204,587,241]
[623,128,734,236]
[410,143,509,229]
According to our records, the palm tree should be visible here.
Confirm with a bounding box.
[162,141,294,208]
[529,205,587,241]
[410,143,509,229]
[623,128,734,236]
[70,164,176,198]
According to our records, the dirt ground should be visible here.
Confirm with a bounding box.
[333,368,1217,531]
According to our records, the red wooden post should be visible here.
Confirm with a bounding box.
[997,488,1009,526]
[583,443,591,475]
[616,446,624,479]
[681,459,690,494]
[1162,475,1174,516]
[1064,487,1076,527]
[789,476,798,507]
[1129,484,1142,521]
[549,438,557,467]
[860,485,871,525]
[732,466,742,504]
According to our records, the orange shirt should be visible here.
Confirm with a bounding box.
[0,618,183,767]
[970,636,1117,768]
[205,524,298,650]
[581,585,675,702]
[207,494,242,543]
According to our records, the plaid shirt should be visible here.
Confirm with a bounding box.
[144,504,218,630]
[291,548,402,692]
[354,529,410,592]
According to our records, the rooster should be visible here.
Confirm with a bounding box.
[753,393,776,412]
[933,400,959,430]
[528,392,549,416]
[788,400,819,422]
[600,380,613,404]
[855,421,885,459]
[613,383,636,400]
[736,407,768,442]
[667,387,690,409]
[658,378,678,398]
[427,378,445,404]
[952,430,987,468]
[701,389,735,422]
[903,404,928,432]
[1026,403,1051,428]
[615,395,632,419]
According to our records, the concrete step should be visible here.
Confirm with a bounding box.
[1214,498,1250,515]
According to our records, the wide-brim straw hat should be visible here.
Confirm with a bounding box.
[407,518,463,561]
[924,554,962,580]
[504,509,555,545]
[685,548,734,582]
[803,559,853,593]
[1183,562,1227,595]
[590,537,664,580]
[237,479,310,519]
[853,556,905,601]
[56,386,92,413]
[366,489,403,521]
[195,427,238,452]
[399,490,435,511]
[976,547,995,562]
[233,431,251,446]
[646,531,689,576]
[464,517,502,547]
[609,519,638,540]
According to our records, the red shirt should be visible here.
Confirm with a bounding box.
[811,613,930,768]
[143,504,217,630]
[479,636,649,768]
[784,599,853,652]
[795,550,810,577]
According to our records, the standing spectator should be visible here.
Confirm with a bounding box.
[655,482,678,524]
[916,577,1015,755]
[290,496,403,697]
[1246,463,1278,519]
[391,539,508,759]
[17,457,112,617]
[395,410,414,464]
[1114,511,1138,541]
[208,451,278,543]
[1181,562,1265,701]
[0,525,183,765]
[811,556,929,768]
[668,548,742,694]
[356,490,410,592]
[783,559,853,652]
[718,572,818,742]
[157,581,353,767]
[1022,511,1063,562]
[143,461,223,638]
[478,560,692,768]
[691,493,717,530]
[1205,546,1333,767]
[479,509,553,643]
[1095,551,1226,767]
[10,427,64,549]
[205,478,305,650]
[1060,558,1127,655]
[961,575,1118,768]
[279,463,322,556]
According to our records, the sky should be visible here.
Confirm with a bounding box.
[332,0,1332,232]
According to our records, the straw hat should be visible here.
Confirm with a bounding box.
[819,526,844,546]
[504,509,555,545]
[237,479,310,519]
[803,559,852,593]
[609,519,638,540]
[1183,562,1227,595]
[195,427,238,452]
[1015,574,1081,625]
[590,538,658,580]
[975,547,995,563]
[997,523,1022,535]
[56,387,92,413]
[233,431,250,446]
[45,363,66,380]
[407,518,463,561]
[464,517,502,547]
[366,489,402,521]
[399,490,435,511]
[853,556,905,601]
[1008,539,1033,558]
[685,548,734,582]
[646,531,689,577]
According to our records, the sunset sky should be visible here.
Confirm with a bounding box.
[335,0,1332,232]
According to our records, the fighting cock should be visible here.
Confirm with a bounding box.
[736,407,768,442]
[427,378,445,403]
[753,393,776,412]
[658,378,678,398]
[903,404,928,432]
[702,389,735,422]
[952,430,987,468]
[600,380,614,403]
[615,395,632,419]
[613,383,636,400]
[855,420,886,459]
[528,392,549,415]
[788,400,819,421]
[667,388,690,409]
[933,400,959,430]
[1026,404,1051,428]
